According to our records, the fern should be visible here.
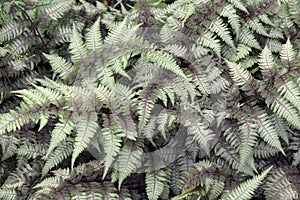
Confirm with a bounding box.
[221,166,273,200]
[117,139,143,189]
[42,138,74,177]
[43,53,75,82]
[227,0,248,13]
[1,0,300,199]
[246,17,269,36]
[71,111,99,168]
[219,4,241,37]
[146,168,169,200]
[280,38,296,65]
[208,17,235,49]
[0,21,24,42]
[238,27,262,50]
[264,167,300,200]
[238,117,258,167]
[101,114,124,178]
[69,25,87,63]
[40,0,73,21]
[85,17,102,55]
[258,46,275,78]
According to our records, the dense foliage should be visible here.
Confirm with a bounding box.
[0,0,300,199]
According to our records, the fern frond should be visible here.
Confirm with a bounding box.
[209,76,230,94]
[0,21,23,41]
[157,109,176,140]
[79,0,99,17]
[102,114,124,178]
[288,0,300,25]
[246,17,269,36]
[227,0,248,13]
[185,66,209,95]
[178,160,225,199]
[208,17,235,49]
[99,181,119,199]
[72,111,99,168]
[230,44,252,62]
[0,188,19,200]
[1,132,20,161]
[8,36,32,55]
[266,39,283,52]
[17,143,46,159]
[42,138,74,177]
[141,50,186,78]
[279,5,294,29]
[223,123,240,150]
[137,88,156,130]
[258,14,275,26]
[43,53,75,81]
[180,109,214,151]
[8,59,28,73]
[258,46,275,78]
[45,112,74,159]
[163,44,188,59]
[14,85,64,108]
[85,17,102,54]
[146,169,169,200]
[226,60,254,91]
[103,17,129,47]
[117,140,143,189]
[33,175,65,195]
[280,38,295,64]
[51,25,72,44]
[238,27,261,50]
[141,116,157,142]
[219,4,240,37]
[215,142,253,175]
[197,31,221,58]
[238,118,258,167]
[264,167,299,200]
[95,84,113,105]
[69,25,87,63]
[221,166,272,200]
[69,183,105,199]
[40,0,73,20]
[277,78,300,113]
[268,28,284,39]
[0,102,47,134]
[253,141,280,159]
[256,112,285,154]
[263,88,300,129]
[273,113,289,144]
